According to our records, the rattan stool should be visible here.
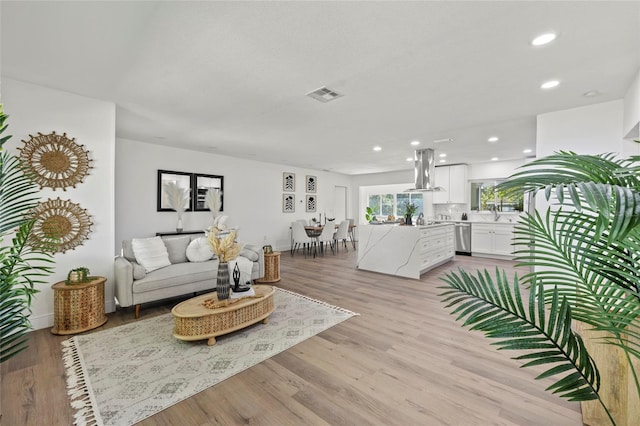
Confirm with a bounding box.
[51,277,107,335]
[256,251,281,283]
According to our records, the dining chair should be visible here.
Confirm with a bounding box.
[346,218,356,249]
[291,221,315,257]
[333,220,350,252]
[316,222,335,255]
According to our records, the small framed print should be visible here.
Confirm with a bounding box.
[305,175,317,193]
[283,194,295,213]
[283,172,295,192]
[306,195,317,212]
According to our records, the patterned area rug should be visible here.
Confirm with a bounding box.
[62,287,358,426]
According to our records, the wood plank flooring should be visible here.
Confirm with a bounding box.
[1,251,583,425]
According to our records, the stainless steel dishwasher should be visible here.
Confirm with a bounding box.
[455,222,471,255]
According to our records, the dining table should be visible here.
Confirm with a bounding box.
[302,224,357,249]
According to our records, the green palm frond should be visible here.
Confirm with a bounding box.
[0,107,54,364]
[0,220,54,363]
[500,153,640,242]
[0,151,41,234]
[440,268,602,402]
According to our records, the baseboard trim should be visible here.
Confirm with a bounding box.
[30,300,116,331]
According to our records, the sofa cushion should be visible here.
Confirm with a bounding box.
[131,261,147,280]
[132,260,218,293]
[132,236,171,272]
[122,239,136,262]
[186,237,214,262]
[239,246,259,262]
[162,236,190,264]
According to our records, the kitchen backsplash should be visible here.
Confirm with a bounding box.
[433,203,522,222]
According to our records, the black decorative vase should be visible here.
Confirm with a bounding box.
[405,214,413,226]
[217,262,230,300]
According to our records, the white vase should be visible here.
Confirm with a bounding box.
[176,216,183,233]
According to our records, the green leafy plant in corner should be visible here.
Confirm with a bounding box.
[0,106,54,364]
[439,150,640,425]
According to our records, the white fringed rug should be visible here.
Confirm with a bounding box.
[62,287,358,426]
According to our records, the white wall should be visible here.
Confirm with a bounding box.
[115,139,353,252]
[537,100,624,157]
[623,68,640,142]
[468,159,527,181]
[2,78,116,329]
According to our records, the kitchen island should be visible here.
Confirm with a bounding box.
[356,223,455,279]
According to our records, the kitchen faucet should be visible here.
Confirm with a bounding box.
[492,206,501,222]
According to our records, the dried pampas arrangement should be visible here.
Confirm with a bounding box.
[207,229,242,262]
[164,182,189,214]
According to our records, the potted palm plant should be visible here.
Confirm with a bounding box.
[0,105,54,365]
[439,150,640,425]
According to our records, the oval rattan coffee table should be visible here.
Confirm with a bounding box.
[172,285,275,346]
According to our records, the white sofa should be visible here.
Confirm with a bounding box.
[114,234,264,318]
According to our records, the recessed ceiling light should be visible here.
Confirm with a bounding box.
[523,149,533,154]
[541,80,560,89]
[406,157,413,162]
[491,157,499,161]
[439,153,447,158]
[373,146,382,152]
[488,136,499,142]
[410,140,420,146]
[439,159,446,163]
[531,32,557,46]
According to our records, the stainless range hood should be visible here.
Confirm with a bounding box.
[406,148,444,192]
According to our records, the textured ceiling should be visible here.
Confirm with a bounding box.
[2,1,639,174]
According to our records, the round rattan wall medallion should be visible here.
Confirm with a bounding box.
[18,131,92,190]
[29,198,93,253]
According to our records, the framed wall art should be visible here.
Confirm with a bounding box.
[306,195,317,212]
[305,175,317,193]
[283,194,295,213]
[194,173,224,211]
[157,170,193,212]
[283,172,295,192]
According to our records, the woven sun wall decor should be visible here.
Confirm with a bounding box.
[29,198,93,253]
[18,131,93,190]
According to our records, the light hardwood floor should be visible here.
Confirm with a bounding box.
[1,251,583,425]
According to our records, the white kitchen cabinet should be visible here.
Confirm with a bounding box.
[419,225,455,273]
[471,223,514,258]
[433,164,468,204]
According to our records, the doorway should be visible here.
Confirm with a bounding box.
[334,186,347,222]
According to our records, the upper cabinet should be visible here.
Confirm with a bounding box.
[433,164,468,204]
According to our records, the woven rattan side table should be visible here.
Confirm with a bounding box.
[51,277,107,335]
[256,251,281,283]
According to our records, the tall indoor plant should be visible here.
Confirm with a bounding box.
[439,151,640,425]
[0,106,54,364]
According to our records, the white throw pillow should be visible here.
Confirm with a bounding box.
[186,237,215,262]
[131,236,171,273]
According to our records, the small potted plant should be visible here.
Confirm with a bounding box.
[66,267,91,284]
[404,203,418,225]
[365,207,377,223]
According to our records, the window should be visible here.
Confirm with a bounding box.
[470,180,523,212]
[367,193,423,218]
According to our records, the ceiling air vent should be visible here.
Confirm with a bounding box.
[306,86,343,103]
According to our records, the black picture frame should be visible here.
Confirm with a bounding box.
[157,170,193,212]
[193,173,224,212]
